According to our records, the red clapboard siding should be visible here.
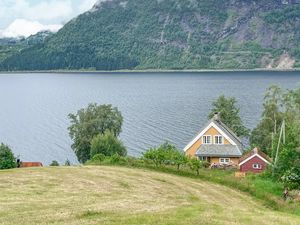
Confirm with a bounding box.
[239,156,268,173]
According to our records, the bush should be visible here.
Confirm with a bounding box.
[281,166,300,190]
[90,131,127,158]
[0,143,16,170]
[188,158,203,175]
[143,142,186,168]
[108,153,128,165]
[91,153,106,162]
[50,160,60,166]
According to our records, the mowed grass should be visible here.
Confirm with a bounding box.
[0,166,299,225]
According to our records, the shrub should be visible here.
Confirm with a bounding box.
[50,160,60,166]
[0,143,16,170]
[91,153,106,163]
[90,131,127,158]
[188,158,203,175]
[281,166,300,190]
[143,142,184,167]
[108,153,128,165]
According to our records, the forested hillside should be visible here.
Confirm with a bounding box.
[1,0,300,71]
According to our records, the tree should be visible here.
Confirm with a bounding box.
[170,150,188,171]
[143,142,178,167]
[188,158,202,175]
[50,160,60,166]
[0,143,16,170]
[250,86,284,154]
[208,95,249,137]
[68,103,123,163]
[90,131,127,158]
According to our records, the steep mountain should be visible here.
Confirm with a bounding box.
[0,31,53,63]
[1,0,300,71]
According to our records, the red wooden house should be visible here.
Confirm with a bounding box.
[238,148,271,173]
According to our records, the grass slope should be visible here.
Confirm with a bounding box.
[0,166,299,225]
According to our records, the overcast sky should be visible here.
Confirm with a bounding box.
[0,0,98,38]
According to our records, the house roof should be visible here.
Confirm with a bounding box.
[213,119,242,147]
[239,148,272,166]
[183,117,243,152]
[195,144,243,157]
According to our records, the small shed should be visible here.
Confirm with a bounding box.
[20,162,43,168]
[238,148,271,173]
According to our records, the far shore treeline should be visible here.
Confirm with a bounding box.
[1,85,300,191]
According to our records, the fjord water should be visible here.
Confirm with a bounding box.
[0,72,299,164]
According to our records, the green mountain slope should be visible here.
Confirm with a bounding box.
[1,0,300,71]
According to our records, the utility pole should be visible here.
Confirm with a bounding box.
[274,120,285,168]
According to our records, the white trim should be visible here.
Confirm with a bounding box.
[252,163,262,169]
[202,135,212,145]
[219,158,230,164]
[183,121,237,152]
[238,153,271,166]
[214,135,224,145]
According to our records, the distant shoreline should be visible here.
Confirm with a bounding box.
[1,68,300,74]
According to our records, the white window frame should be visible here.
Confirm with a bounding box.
[219,158,230,164]
[199,156,208,161]
[214,135,224,145]
[202,135,212,145]
[253,163,262,169]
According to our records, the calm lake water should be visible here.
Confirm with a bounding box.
[0,72,299,164]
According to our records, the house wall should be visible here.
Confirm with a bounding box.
[185,126,230,157]
[210,157,240,165]
[239,156,268,173]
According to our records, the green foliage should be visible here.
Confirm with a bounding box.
[188,158,202,175]
[281,165,300,190]
[1,0,298,71]
[143,142,188,170]
[91,153,106,163]
[50,160,60,166]
[208,95,249,137]
[90,131,127,158]
[0,143,16,170]
[108,153,128,165]
[68,103,123,163]
[264,6,300,24]
[251,85,300,189]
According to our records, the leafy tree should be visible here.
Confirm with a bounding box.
[208,95,249,137]
[251,85,300,187]
[143,142,179,167]
[170,150,188,171]
[0,143,16,170]
[188,158,202,175]
[90,131,127,158]
[50,160,60,166]
[250,86,284,154]
[68,103,123,163]
[143,147,167,167]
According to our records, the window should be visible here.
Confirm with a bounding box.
[203,135,212,144]
[219,158,230,164]
[214,135,223,145]
[199,156,208,161]
[253,164,262,169]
